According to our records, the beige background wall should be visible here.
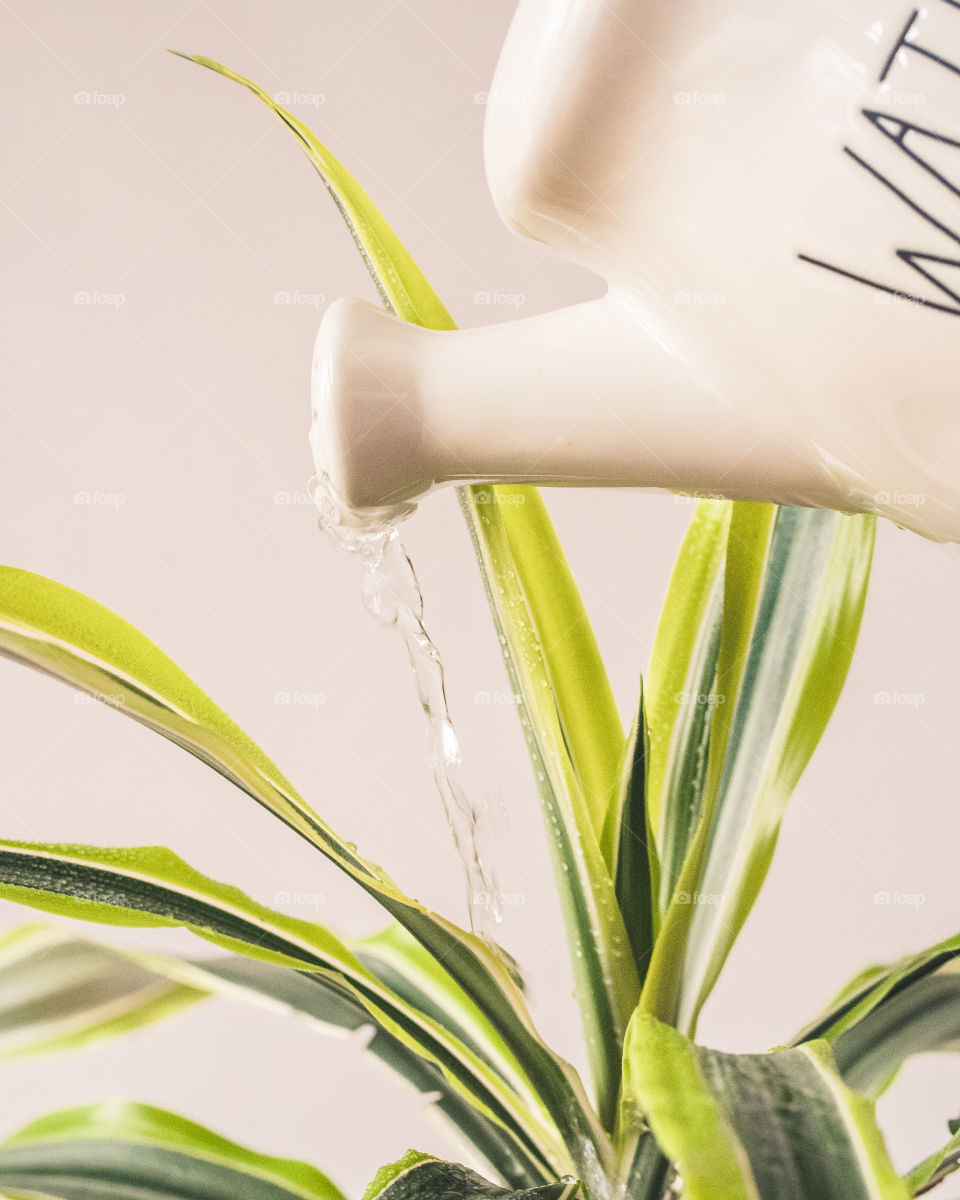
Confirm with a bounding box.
[2,1,960,1192]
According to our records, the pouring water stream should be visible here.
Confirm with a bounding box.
[310,473,503,935]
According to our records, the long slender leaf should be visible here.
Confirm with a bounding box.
[180,952,542,1187]
[642,507,875,1031]
[169,51,634,1138]
[0,922,541,1187]
[361,1149,578,1200]
[461,490,638,1129]
[0,562,605,1167]
[602,683,656,986]
[0,923,202,1057]
[793,933,960,1098]
[0,1100,346,1200]
[643,500,729,911]
[0,839,565,1184]
[619,1009,909,1200]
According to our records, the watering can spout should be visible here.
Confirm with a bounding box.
[311,292,847,518]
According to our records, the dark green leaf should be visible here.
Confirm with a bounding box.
[361,1149,578,1200]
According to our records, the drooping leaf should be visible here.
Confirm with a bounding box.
[642,506,875,1031]
[619,1009,909,1200]
[0,1100,346,1200]
[183,952,543,1188]
[0,562,605,1167]
[169,51,634,1138]
[361,1148,578,1200]
[0,924,541,1190]
[793,934,960,1098]
[0,923,202,1057]
[0,839,564,1183]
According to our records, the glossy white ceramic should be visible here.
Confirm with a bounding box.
[312,0,960,541]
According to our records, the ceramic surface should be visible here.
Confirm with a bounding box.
[312,0,960,541]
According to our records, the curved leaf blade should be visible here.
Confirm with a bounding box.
[793,933,960,1098]
[0,924,203,1058]
[0,922,542,1189]
[0,561,604,1166]
[619,1010,909,1200]
[361,1149,578,1200]
[0,839,563,1182]
[0,1100,346,1200]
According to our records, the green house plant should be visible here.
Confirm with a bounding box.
[0,51,955,1200]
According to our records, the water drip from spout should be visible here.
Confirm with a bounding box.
[311,473,503,934]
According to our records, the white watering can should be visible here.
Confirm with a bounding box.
[311,0,960,543]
